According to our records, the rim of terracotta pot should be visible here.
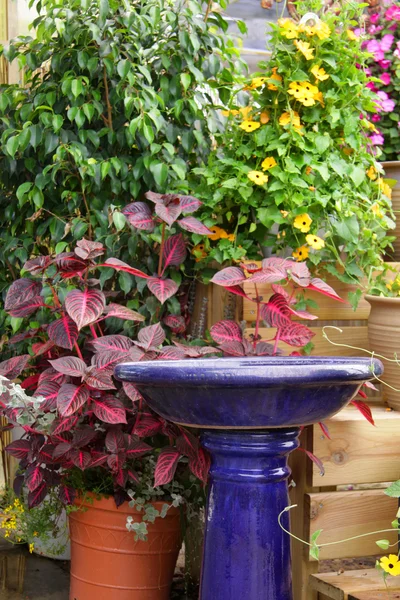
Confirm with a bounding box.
[365,294,400,306]
[73,492,179,514]
[380,161,400,168]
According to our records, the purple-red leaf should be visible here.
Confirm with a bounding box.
[85,368,116,390]
[289,262,311,287]
[34,381,60,412]
[297,447,325,477]
[126,439,152,458]
[210,320,243,344]
[271,284,296,305]
[137,323,166,349]
[51,416,78,435]
[104,303,145,322]
[92,395,127,424]
[122,382,142,402]
[74,239,104,260]
[179,195,202,214]
[147,277,178,304]
[307,278,345,302]
[351,399,375,425]
[176,430,199,460]
[188,447,211,484]
[71,450,91,470]
[57,384,89,417]
[154,201,181,226]
[8,296,44,318]
[218,341,245,356]
[73,427,97,448]
[5,278,42,311]
[100,258,150,279]
[25,465,44,492]
[210,267,246,287]
[154,448,180,487]
[122,202,155,231]
[162,234,187,270]
[92,351,123,371]
[23,256,51,275]
[0,355,30,379]
[105,429,125,454]
[59,485,76,505]
[28,482,48,508]
[163,314,186,334]
[318,421,331,439]
[157,346,186,360]
[261,294,292,328]
[90,334,133,353]
[31,340,55,356]
[6,439,30,459]
[47,315,79,350]
[278,322,315,347]
[133,413,163,437]
[65,288,106,330]
[49,356,87,378]
[54,252,87,273]
[248,267,287,285]
[178,216,212,235]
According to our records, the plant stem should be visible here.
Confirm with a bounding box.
[204,0,213,21]
[74,342,84,360]
[273,329,280,355]
[158,223,166,276]
[253,283,261,350]
[89,324,98,339]
[103,65,113,131]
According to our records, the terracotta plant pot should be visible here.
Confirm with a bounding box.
[366,294,400,410]
[381,161,400,261]
[68,495,182,600]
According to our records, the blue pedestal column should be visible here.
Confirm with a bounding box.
[200,429,300,600]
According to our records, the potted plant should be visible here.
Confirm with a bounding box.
[0,193,213,599]
[191,1,394,299]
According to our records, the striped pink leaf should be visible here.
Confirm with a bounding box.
[288,262,310,287]
[85,369,115,390]
[278,322,315,347]
[8,296,44,318]
[154,201,181,226]
[126,439,152,458]
[25,465,44,492]
[48,315,79,350]
[34,381,60,411]
[307,278,344,302]
[178,216,212,235]
[65,288,106,330]
[57,383,89,417]
[100,258,150,279]
[49,357,87,378]
[133,413,162,437]
[218,341,245,356]
[92,395,127,424]
[122,382,142,402]
[260,294,292,328]
[147,277,178,304]
[54,252,87,273]
[137,323,166,349]
[31,340,55,356]
[122,202,155,231]
[154,448,180,487]
[105,429,125,454]
[5,439,30,459]
[74,239,104,260]
[90,334,133,353]
[163,314,186,334]
[0,355,30,379]
[210,267,246,287]
[92,351,124,371]
[179,195,202,214]
[189,447,211,484]
[5,278,42,311]
[104,303,145,322]
[248,268,287,284]
[23,256,51,275]
[59,485,76,505]
[28,482,48,508]
[210,320,243,344]
[157,346,186,360]
[162,234,187,270]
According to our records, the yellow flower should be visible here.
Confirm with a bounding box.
[386,281,393,290]
[268,67,282,90]
[314,90,325,106]
[33,531,39,537]
[192,243,207,262]
[293,213,312,233]
[240,106,253,120]
[208,226,224,240]
[4,532,9,538]
[371,202,383,218]
[278,18,299,39]
[378,178,392,200]
[367,166,377,180]
[306,234,325,250]
[288,81,319,106]
[227,233,235,242]
[294,40,315,60]
[248,171,269,186]
[347,29,357,41]
[292,246,309,261]
[363,119,378,133]
[311,65,329,81]
[250,77,267,89]
[261,157,277,171]
[260,111,270,124]
[221,109,240,117]
[305,166,312,175]
[279,111,303,133]
[29,543,34,554]
[315,22,331,40]
[380,555,400,576]
[239,121,260,132]
[280,210,289,218]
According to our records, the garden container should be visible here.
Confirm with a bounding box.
[366,294,400,410]
[115,356,381,600]
[68,494,181,600]
[382,161,400,260]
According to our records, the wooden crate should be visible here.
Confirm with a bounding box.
[289,405,400,600]
[310,570,400,600]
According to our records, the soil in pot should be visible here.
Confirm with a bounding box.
[68,494,182,600]
[366,294,400,410]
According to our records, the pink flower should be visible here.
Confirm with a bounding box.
[385,5,400,20]
[366,39,384,61]
[381,33,395,51]
[379,59,392,69]
[370,12,380,24]
[370,133,385,145]
[372,114,381,122]
[395,48,400,58]
[388,23,398,30]
[365,67,372,76]
[367,81,378,92]
[381,72,391,85]
[368,25,383,34]
[376,90,396,112]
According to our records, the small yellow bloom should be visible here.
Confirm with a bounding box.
[250,77,267,89]
[279,111,303,133]
[261,156,277,171]
[371,203,383,217]
[294,40,315,60]
[314,90,325,106]
[4,532,9,538]
[248,171,269,186]
[221,109,240,117]
[292,246,309,261]
[208,226,224,241]
[260,111,270,124]
[192,243,207,262]
[268,67,283,90]
[378,178,392,200]
[240,106,253,120]
[227,233,235,242]
[288,81,319,106]
[33,531,39,537]
[363,119,379,133]
[278,18,299,39]
[311,65,329,81]
[29,543,34,554]
[387,281,393,290]
[367,166,377,180]
[293,213,312,233]
[305,166,312,175]
[239,121,261,133]
[306,234,325,250]
[280,210,289,218]
[380,555,400,576]
[347,29,357,41]
[315,22,331,40]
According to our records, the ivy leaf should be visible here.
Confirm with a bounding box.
[386,481,400,497]
[334,215,359,243]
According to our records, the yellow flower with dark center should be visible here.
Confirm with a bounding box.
[268,67,283,90]
[293,213,312,233]
[250,77,267,89]
[279,111,303,134]
[367,166,377,180]
[315,22,331,40]
[261,157,277,171]
[347,29,357,41]
[248,171,269,186]
[380,555,400,576]
[288,81,319,106]
[208,226,224,240]
[292,246,309,261]
[260,111,270,124]
[192,243,207,262]
[294,40,314,60]
[311,65,329,81]
[314,90,325,106]
[278,18,299,39]
[240,121,261,132]
[306,234,325,250]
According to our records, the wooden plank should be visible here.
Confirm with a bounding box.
[245,326,369,356]
[307,489,397,560]
[310,570,400,600]
[349,593,400,600]
[312,406,400,486]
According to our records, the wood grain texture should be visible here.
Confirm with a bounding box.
[349,592,400,600]
[312,406,400,486]
[310,569,400,600]
[306,489,398,560]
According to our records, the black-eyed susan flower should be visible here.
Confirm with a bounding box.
[378,178,392,200]
[293,213,312,233]
[268,67,282,90]
[261,157,277,171]
[250,77,267,89]
[279,111,303,133]
[294,40,315,60]
[306,234,325,250]
[192,243,208,262]
[248,171,269,186]
[303,21,330,40]
[292,246,309,261]
[278,18,299,39]
[311,65,329,81]
[380,555,400,576]
[208,226,224,240]
[371,202,383,217]
[239,121,261,132]
[288,82,319,106]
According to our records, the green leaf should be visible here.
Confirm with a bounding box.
[71,79,83,98]
[376,539,390,550]
[314,134,330,153]
[150,162,168,188]
[83,104,95,122]
[72,220,88,239]
[386,480,400,498]
[391,519,399,529]
[113,211,127,231]
[117,59,130,79]
[311,529,322,544]
[334,215,360,243]
[309,544,320,560]
[99,0,110,27]
[10,317,23,333]
[348,289,362,311]
[350,166,365,188]
[16,182,33,205]
[55,242,68,253]
[142,123,155,145]
[52,114,63,132]
[6,135,19,157]
[32,187,44,208]
[180,73,191,91]
[171,162,186,180]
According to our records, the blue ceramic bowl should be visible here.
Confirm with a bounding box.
[115,356,383,429]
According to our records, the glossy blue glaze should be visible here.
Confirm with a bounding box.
[114,356,383,600]
[115,356,383,428]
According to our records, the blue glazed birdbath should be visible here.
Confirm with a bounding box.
[115,356,382,600]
